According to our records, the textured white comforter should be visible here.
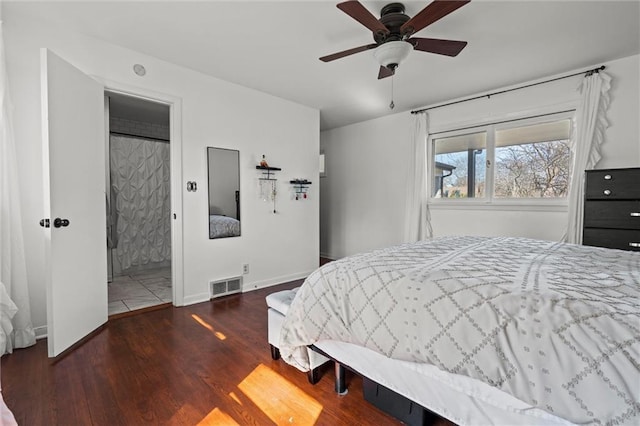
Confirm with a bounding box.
[280,236,640,424]
[209,215,240,238]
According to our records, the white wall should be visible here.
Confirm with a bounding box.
[320,54,639,260]
[4,8,319,334]
[320,113,413,258]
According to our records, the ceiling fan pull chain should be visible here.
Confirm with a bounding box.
[389,75,395,109]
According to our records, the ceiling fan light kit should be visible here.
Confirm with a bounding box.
[373,41,412,70]
[321,0,471,79]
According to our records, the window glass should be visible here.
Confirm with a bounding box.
[433,132,486,198]
[494,119,571,198]
[430,113,573,202]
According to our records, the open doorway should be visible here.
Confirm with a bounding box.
[106,92,172,315]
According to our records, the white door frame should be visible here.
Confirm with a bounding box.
[97,77,184,307]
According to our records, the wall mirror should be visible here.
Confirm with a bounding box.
[207,147,240,239]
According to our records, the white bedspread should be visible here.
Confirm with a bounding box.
[209,215,240,238]
[0,390,17,426]
[280,236,640,424]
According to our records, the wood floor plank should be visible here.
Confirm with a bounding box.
[1,281,408,425]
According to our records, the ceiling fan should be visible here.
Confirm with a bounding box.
[320,0,471,79]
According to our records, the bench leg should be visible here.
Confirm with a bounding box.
[270,344,280,360]
[334,362,348,395]
[307,367,320,385]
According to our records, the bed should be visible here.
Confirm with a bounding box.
[209,214,240,239]
[279,236,640,425]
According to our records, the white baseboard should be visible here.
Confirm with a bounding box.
[159,270,315,307]
[182,292,211,306]
[242,270,313,293]
[320,252,336,260]
[34,325,48,340]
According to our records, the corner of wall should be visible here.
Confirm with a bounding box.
[34,325,48,340]
[182,293,212,307]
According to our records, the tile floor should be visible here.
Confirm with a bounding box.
[108,267,172,315]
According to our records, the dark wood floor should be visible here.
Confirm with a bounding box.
[1,280,411,425]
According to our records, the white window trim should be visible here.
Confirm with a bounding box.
[428,108,576,211]
[428,101,578,135]
[428,200,569,212]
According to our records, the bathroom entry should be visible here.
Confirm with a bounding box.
[106,93,172,315]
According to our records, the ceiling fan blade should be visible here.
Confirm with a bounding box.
[320,43,377,62]
[401,0,471,36]
[409,37,468,56]
[337,1,390,35]
[378,65,394,80]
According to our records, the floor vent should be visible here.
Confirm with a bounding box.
[210,277,242,299]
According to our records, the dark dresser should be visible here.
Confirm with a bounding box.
[583,167,640,251]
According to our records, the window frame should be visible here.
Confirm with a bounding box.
[427,110,575,211]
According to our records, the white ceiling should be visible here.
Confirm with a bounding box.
[7,0,640,130]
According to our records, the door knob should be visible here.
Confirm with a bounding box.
[39,219,50,228]
[53,218,70,228]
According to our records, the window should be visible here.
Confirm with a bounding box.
[494,120,571,198]
[431,112,573,202]
[434,131,487,198]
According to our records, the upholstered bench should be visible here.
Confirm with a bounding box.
[266,287,330,384]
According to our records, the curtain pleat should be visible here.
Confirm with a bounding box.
[404,113,432,242]
[0,22,36,355]
[565,71,612,244]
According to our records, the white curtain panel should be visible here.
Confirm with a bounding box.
[0,281,18,355]
[565,71,612,244]
[0,22,36,355]
[110,135,171,271]
[403,112,432,242]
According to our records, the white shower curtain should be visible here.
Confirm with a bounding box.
[403,112,432,243]
[110,135,171,271]
[565,70,612,244]
[0,21,36,355]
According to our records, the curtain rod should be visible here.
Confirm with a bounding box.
[411,65,606,115]
[110,131,170,143]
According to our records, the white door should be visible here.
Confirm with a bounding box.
[41,49,108,357]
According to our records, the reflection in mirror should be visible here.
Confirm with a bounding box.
[207,147,240,239]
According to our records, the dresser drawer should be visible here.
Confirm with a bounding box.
[583,228,640,251]
[585,168,640,199]
[584,200,640,229]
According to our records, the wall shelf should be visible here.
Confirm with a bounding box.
[256,165,281,180]
[290,179,312,200]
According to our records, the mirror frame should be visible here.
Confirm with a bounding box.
[207,147,241,239]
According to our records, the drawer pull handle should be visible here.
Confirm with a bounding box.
[603,189,611,196]
[629,242,640,248]
[604,174,612,180]
[631,213,640,217]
